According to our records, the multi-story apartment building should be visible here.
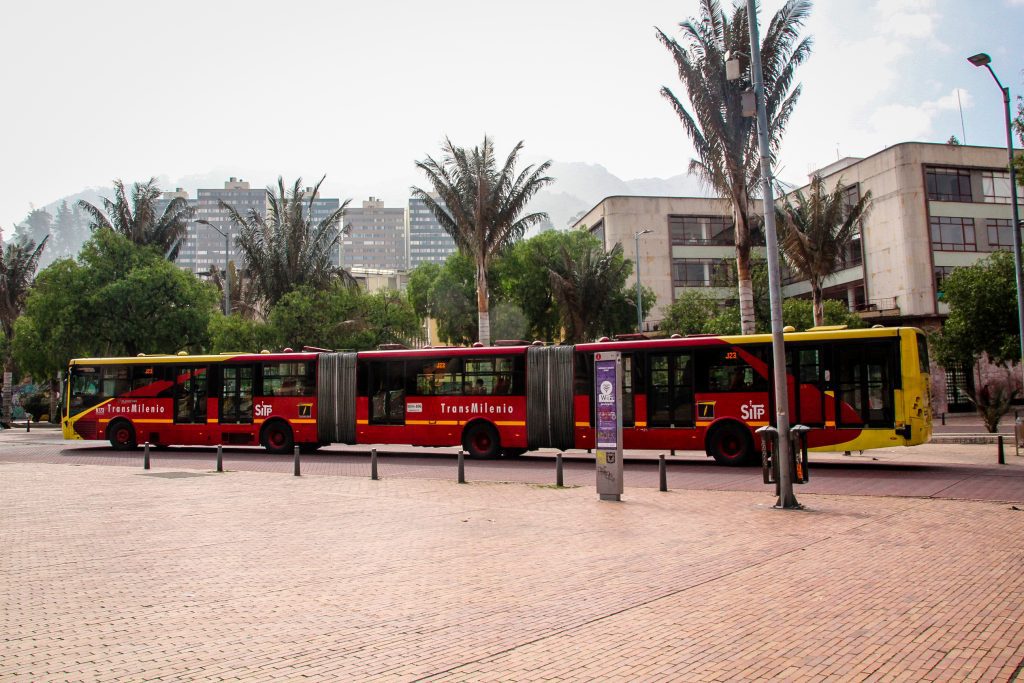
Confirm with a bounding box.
[341,197,406,271]
[572,142,1023,412]
[407,195,457,268]
[185,178,267,276]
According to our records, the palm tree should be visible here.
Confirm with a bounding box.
[0,236,48,425]
[207,262,265,320]
[658,0,812,334]
[223,176,352,309]
[776,174,872,327]
[78,179,193,260]
[547,242,631,344]
[412,136,553,345]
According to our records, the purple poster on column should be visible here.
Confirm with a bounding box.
[595,360,619,450]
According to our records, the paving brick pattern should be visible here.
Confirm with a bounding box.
[2,461,1023,682]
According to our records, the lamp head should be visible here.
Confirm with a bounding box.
[967,53,991,67]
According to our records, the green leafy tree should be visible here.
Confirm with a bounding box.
[658,0,812,334]
[270,283,420,351]
[412,136,553,345]
[932,251,1020,431]
[78,178,193,260]
[207,262,264,320]
[0,236,49,424]
[224,176,352,309]
[933,251,1019,368]
[406,254,479,345]
[781,298,866,332]
[547,241,655,343]
[492,230,597,341]
[16,231,216,368]
[661,290,720,336]
[776,173,872,326]
[208,314,279,354]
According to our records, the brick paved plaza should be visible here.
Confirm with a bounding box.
[2,453,1023,682]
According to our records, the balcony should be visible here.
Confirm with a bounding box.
[856,297,899,319]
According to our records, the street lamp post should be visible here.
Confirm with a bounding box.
[197,220,231,316]
[968,53,1024,386]
[634,229,653,333]
[744,0,798,508]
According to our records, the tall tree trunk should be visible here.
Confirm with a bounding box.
[734,205,755,335]
[811,279,824,327]
[476,260,490,346]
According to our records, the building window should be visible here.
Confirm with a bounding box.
[980,171,1012,204]
[672,258,734,287]
[934,265,956,300]
[925,167,972,202]
[841,183,860,210]
[669,215,733,246]
[986,218,1016,250]
[930,216,976,252]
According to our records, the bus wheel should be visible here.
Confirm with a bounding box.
[108,420,137,451]
[262,421,294,455]
[706,422,754,466]
[463,422,501,459]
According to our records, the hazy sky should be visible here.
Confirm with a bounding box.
[1,0,1022,226]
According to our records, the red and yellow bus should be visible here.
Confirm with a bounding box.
[63,326,932,465]
[63,352,321,453]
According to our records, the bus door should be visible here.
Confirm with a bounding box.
[368,360,406,425]
[646,351,694,428]
[220,365,254,425]
[834,342,897,427]
[788,346,826,426]
[173,366,209,439]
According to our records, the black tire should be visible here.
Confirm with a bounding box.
[262,421,294,455]
[462,421,501,459]
[706,422,755,466]
[108,419,137,451]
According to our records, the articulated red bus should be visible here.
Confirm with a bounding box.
[64,326,932,465]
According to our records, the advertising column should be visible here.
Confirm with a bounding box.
[594,351,624,501]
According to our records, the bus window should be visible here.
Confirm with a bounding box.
[101,365,131,400]
[174,366,208,424]
[697,348,768,393]
[221,365,254,424]
[835,342,896,426]
[69,366,104,412]
[262,361,314,397]
[916,333,930,374]
[369,360,406,425]
[647,351,694,428]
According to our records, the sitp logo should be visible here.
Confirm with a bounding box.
[255,403,273,418]
[741,401,766,421]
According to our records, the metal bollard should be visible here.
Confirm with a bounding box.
[26,414,31,432]
[556,452,563,487]
[998,435,1005,465]
[670,449,675,457]
[293,445,301,476]
[457,450,465,484]
[941,412,946,426]
[216,444,223,473]
[143,442,150,470]
[371,448,379,481]
[659,454,668,492]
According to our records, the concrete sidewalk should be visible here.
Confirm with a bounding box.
[2,462,1022,681]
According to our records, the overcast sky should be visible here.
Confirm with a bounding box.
[1,0,1022,226]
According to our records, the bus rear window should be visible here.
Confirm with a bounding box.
[916,333,930,374]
